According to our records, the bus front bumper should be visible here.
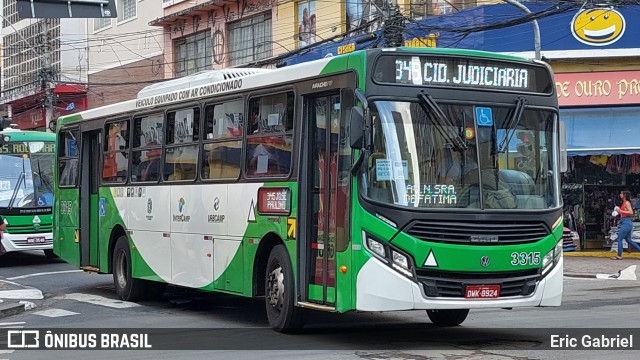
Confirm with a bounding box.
[1,232,53,252]
[355,256,563,311]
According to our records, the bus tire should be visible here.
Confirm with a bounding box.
[112,236,147,302]
[426,309,469,327]
[265,244,304,333]
[44,249,57,259]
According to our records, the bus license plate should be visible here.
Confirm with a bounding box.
[465,285,500,299]
[27,237,46,244]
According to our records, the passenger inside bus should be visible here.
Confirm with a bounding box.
[457,127,517,209]
[138,158,160,182]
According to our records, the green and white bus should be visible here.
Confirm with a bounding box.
[1,129,56,257]
[54,47,563,332]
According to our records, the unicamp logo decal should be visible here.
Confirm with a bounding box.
[571,8,626,46]
[208,196,225,223]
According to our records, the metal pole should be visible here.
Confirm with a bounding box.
[42,18,55,133]
[501,0,541,60]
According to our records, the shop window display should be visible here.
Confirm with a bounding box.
[563,154,640,251]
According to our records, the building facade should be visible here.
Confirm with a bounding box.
[86,0,165,108]
[150,0,499,78]
[1,2,88,130]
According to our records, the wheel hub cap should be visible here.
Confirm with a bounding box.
[116,250,127,289]
[267,266,284,310]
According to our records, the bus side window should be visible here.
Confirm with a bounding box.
[245,92,294,178]
[164,107,200,182]
[202,100,243,180]
[58,129,80,187]
[131,113,163,184]
[102,120,129,183]
[132,150,160,182]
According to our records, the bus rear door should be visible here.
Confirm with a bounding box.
[79,130,101,269]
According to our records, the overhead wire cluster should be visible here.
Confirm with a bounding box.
[252,0,580,68]
[0,0,618,97]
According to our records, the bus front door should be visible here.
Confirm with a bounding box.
[303,94,344,306]
[79,131,101,268]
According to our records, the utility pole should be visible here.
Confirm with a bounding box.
[41,18,55,133]
[501,0,541,60]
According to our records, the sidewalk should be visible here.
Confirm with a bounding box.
[564,254,640,278]
[564,250,640,259]
[0,278,28,318]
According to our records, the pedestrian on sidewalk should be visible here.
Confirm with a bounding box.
[612,190,640,260]
[0,215,6,255]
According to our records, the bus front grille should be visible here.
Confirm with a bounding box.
[404,220,549,245]
[7,224,53,234]
[416,268,540,298]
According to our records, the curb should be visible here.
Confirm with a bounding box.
[564,251,640,259]
[563,273,597,278]
[0,302,25,319]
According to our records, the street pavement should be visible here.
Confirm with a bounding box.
[1,252,638,317]
[2,251,640,359]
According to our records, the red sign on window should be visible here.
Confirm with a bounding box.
[257,187,291,216]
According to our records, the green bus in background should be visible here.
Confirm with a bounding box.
[54,47,563,332]
[0,129,56,257]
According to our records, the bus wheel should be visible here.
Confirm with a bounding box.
[265,244,304,333]
[113,236,147,302]
[426,309,469,327]
[44,249,57,259]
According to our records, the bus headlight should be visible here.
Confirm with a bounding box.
[362,231,414,278]
[363,231,386,260]
[541,250,554,274]
[391,251,413,278]
[554,239,563,263]
[542,240,563,275]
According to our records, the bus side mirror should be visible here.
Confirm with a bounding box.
[349,107,364,149]
[559,121,567,173]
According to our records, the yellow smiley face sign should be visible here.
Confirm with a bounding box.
[571,8,626,46]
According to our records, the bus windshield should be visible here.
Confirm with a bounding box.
[0,141,55,209]
[364,100,558,210]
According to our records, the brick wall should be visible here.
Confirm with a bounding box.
[88,55,165,109]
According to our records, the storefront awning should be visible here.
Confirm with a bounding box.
[561,107,640,156]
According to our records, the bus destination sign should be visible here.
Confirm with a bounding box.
[0,142,55,154]
[374,55,552,94]
[257,187,291,216]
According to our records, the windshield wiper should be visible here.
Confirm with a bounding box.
[7,172,25,210]
[498,97,527,153]
[36,159,53,194]
[417,92,467,152]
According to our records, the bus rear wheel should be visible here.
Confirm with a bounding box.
[426,309,469,327]
[113,236,164,302]
[265,244,304,333]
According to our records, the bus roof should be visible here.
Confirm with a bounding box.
[56,47,539,126]
[0,129,56,141]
